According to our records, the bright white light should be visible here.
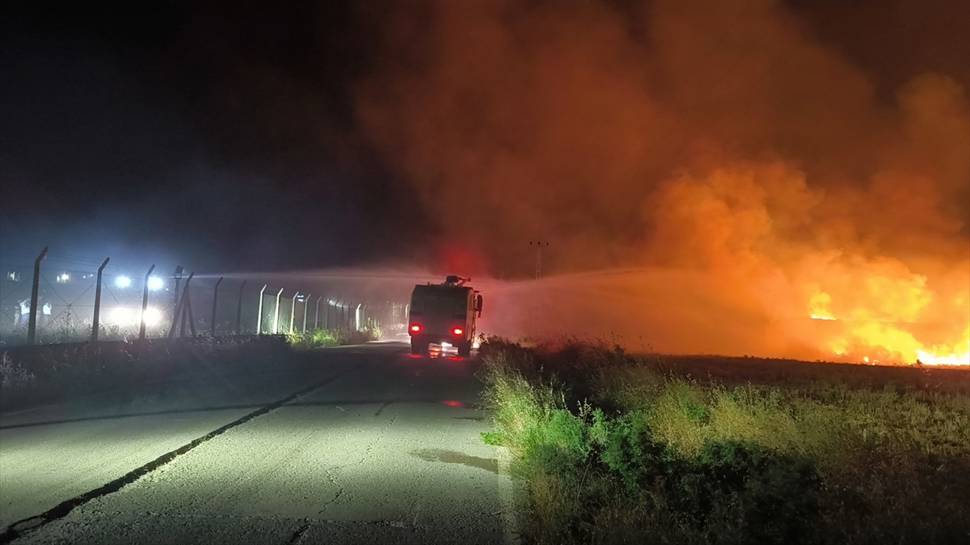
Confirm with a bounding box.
[114,275,132,289]
[107,307,136,327]
[142,307,163,327]
[56,272,70,283]
[147,276,164,291]
[106,306,163,328]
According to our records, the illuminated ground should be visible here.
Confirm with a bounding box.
[0,343,512,545]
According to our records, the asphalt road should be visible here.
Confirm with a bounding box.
[0,343,514,545]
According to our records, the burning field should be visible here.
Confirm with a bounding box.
[356,0,970,366]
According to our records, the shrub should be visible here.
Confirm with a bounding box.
[679,441,820,545]
[478,338,970,545]
[286,327,379,349]
[0,351,36,391]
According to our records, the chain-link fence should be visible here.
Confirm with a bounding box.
[0,248,395,347]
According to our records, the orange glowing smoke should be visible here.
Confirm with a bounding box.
[356,0,970,366]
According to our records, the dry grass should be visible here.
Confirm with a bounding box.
[478,338,970,545]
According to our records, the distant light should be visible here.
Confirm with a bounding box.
[56,272,71,283]
[18,300,52,316]
[143,307,163,327]
[107,307,136,326]
[147,276,164,291]
[114,275,132,289]
[452,327,464,336]
[6,271,20,282]
[106,306,163,327]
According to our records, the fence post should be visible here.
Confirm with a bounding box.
[289,291,300,334]
[138,264,156,340]
[273,288,284,334]
[314,296,322,329]
[183,273,197,337]
[256,284,268,334]
[235,280,247,335]
[172,266,183,324]
[26,247,49,345]
[303,292,311,333]
[211,276,224,337]
[168,272,194,338]
[90,257,110,341]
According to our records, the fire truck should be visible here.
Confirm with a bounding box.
[408,275,483,357]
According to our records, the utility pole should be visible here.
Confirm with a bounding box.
[91,257,110,341]
[529,240,550,280]
[27,247,48,345]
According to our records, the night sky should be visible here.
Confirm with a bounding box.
[1,3,427,272]
[2,1,967,276]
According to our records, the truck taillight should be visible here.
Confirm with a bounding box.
[452,327,464,336]
[409,323,423,334]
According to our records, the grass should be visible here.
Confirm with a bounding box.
[478,338,970,545]
[284,327,380,349]
[0,327,380,410]
[0,336,291,411]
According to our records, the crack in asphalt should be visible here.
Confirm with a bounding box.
[318,487,345,513]
[373,400,392,416]
[0,371,347,545]
[286,521,311,545]
[362,415,397,461]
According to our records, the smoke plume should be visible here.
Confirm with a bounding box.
[356,0,970,362]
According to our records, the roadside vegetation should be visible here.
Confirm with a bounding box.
[0,328,381,411]
[0,336,286,411]
[285,326,380,349]
[478,338,970,545]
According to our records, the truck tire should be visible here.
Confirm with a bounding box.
[458,341,472,357]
